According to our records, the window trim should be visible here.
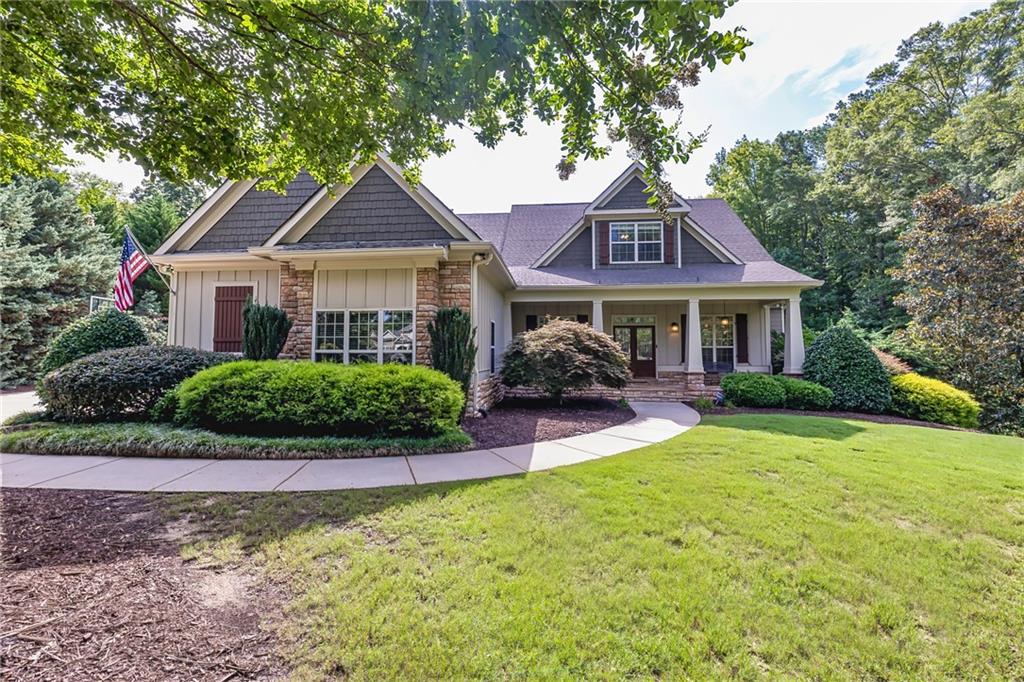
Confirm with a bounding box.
[609,221,664,264]
[313,307,415,364]
[489,320,496,373]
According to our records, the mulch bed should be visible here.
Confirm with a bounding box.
[706,406,970,431]
[463,397,635,449]
[1,489,286,681]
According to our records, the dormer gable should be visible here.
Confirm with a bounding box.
[533,163,740,268]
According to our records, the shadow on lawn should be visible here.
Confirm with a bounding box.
[1,477,503,572]
[706,413,867,441]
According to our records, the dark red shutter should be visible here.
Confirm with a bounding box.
[736,313,749,364]
[663,221,675,264]
[597,221,609,265]
[526,314,538,331]
[681,314,687,363]
[213,285,253,352]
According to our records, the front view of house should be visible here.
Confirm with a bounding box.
[152,158,820,411]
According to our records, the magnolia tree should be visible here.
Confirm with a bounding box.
[1,1,750,213]
[895,188,1024,434]
[501,319,629,403]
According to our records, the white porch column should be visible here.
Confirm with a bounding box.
[592,299,604,332]
[502,298,513,348]
[685,298,704,374]
[783,296,805,375]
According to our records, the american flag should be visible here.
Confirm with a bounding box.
[113,231,150,311]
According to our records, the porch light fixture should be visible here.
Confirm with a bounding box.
[669,321,680,333]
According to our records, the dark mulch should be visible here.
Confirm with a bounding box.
[463,397,635,449]
[0,488,285,681]
[706,406,971,431]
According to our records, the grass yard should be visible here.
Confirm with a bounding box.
[168,414,1021,679]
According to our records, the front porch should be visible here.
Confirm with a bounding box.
[508,291,807,401]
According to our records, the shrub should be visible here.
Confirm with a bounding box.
[38,345,230,422]
[720,373,786,407]
[428,306,476,397]
[38,308,148,377]
[242,299,293,360]
[169,360,464,437]
[890,373,981,428]
[692,397,715,414]
[873,348,912,375]
[501,319,629,402]
[775,376,834,410]
[803,325,892,413]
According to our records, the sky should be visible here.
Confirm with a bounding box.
[73,0,989,213]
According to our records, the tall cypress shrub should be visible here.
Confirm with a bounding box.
[242,299,292,360]
[427,306,476,398]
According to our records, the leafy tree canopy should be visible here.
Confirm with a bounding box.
[1,0,750,210]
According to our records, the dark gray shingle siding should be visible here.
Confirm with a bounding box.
[547,226,592,267]
[189,172,321,251]
[599,177,653,209]
[299,166,458,243]
[680,230,722,264]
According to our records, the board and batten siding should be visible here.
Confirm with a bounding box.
[314,268,414,310]
[475,269,507,377]
[171,269,281,350]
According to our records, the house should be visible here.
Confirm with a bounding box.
[152,157,820,411]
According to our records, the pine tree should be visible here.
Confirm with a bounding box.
[0,178,114,387]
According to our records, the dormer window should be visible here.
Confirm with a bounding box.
[610,221,663,263]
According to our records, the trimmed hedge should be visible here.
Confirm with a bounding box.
[38,308,148,377]
[39,346,230,422]
[775,376,834,410]
[890,373,981,429]
[720,373,834,410]
[720,374,786,407]
[803,326,892,413]
[167,360,465,437]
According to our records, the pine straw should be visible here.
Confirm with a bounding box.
[0,489,286,680]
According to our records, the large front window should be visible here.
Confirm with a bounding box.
[701,315,735,372]
[610,221,663,263]
[314,309,413,364]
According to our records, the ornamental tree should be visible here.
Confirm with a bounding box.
[501,318,629,403]
[894,188,1024,434]
[0,1,750,212]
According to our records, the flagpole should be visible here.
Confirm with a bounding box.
[125,227,176,295]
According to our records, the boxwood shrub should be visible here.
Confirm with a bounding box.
[890,373,981,428]
[168,360,465,437]
[775,376,834,410]
[803,325,891,413]
[39,346,230,422]
[38,308,148,377]
[720,374,833,410]
[720,373,787,407]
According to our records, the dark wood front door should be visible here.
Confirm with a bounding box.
[613,325,656,378]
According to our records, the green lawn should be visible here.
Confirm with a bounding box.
[175,415,1023,680]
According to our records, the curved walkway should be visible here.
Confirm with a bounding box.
[0,402,700,493]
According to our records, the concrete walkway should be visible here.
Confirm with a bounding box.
[0,402,699,493]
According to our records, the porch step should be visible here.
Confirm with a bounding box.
[506,383,719,403]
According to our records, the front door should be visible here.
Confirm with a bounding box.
[614,326,656,378]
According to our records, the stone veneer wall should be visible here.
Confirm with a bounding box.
[280,264,314,360]
[415,260,471,367]
[280,260,472,369]
[473,373,506,413]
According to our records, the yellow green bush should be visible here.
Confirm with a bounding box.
[890,373,980,429]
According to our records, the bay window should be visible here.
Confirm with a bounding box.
[610,221,663,263]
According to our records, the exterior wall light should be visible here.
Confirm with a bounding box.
[669,321,680,333]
